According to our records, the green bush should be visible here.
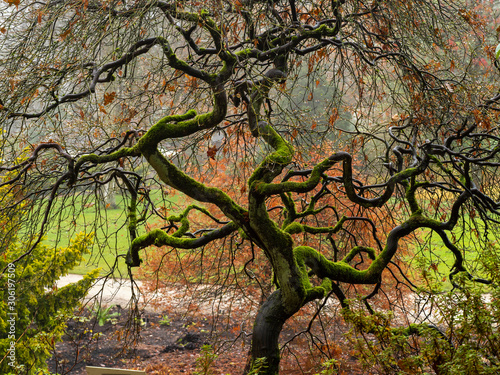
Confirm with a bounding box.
[0,232,98,374]
[344,242,500,374]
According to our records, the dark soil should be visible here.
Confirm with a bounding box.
[47,304,362,375]
[48,306,249,375]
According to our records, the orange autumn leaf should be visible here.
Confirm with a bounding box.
[207,146,218,160]
[103,92,116,106]
[4,0,20,7]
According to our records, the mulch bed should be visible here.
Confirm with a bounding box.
[48,306,248,375]
[47,302,363,375]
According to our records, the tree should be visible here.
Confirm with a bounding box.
[1,0,500,373]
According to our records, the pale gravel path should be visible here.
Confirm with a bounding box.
[56,274,145,309]
[56,274,253,315]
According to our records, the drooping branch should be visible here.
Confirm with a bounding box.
[7,38,160,119]
[253,150,430,209]
[292,187,476,289]
[127,222,239,267]
[342,246,376,264]
[283,215,347,235]
[0,143,73,185]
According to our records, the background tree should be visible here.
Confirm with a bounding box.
[1,0,500,373]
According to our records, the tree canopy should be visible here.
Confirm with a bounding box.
[2,0,500,373]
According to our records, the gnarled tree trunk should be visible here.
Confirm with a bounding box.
[244,290,293,375]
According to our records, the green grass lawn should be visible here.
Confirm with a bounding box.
[43,189,181,277]
[406,221,498,286]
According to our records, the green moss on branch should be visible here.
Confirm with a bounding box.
[405,177,424,215]
[255,156,335,196]
[342,246,376,263]
[126,222,239,267]
[294,246,369,284]
[156,37,212,82]
[284,216,346,235]
[249,123,294,188]
[146,150,248,225]
[168,204,223,238]
[305,277,333,302]
[327,152,430,208]
[75,147,139,171]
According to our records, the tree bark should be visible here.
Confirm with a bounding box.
[244,290,293,375]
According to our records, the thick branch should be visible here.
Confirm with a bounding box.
[126,222,238,267]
